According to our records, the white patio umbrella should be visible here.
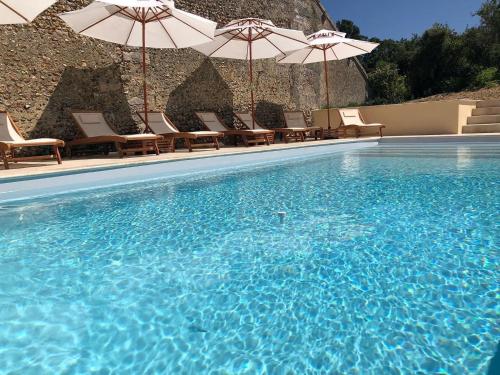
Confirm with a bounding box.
[277,30,379,132]
[0,0,57,24]
[59,0,216,128]
[194,18,308,128]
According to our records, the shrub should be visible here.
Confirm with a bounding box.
[472,67,499,88]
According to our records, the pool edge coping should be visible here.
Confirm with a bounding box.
[0,138,379,184]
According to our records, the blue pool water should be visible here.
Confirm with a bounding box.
[0,144,498,374]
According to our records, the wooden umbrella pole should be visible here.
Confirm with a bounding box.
[249,29,255,129]
[323,48,331,131]
[141,11,149,130]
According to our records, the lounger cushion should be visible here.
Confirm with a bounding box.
[357,123,384,128]
[138,112,178,135]
[284,112,308,129]
[195,112,228,132]
[236,112,267,130]
[122,134,161,141]
[243,129,271,134]
[339,109,364,126]
[0,113,25,142]
[185,131,221,137]
[1,139,63,147]
[72,112,117,137]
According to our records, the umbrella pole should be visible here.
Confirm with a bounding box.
[249,31,255,129]
[141,14,149,130]
[323,49,331,131]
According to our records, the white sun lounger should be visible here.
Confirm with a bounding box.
[68,111,161,157]
[338,108,385,137]
[234,112,275,144]
[282,111,322,142]
[196,112,272,146]
[0,111,64,169]
[138,111,222,152]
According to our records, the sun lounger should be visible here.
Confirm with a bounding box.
[338,108,385,137]
[233,112,275,144]
[195,112,272,147]
[68,111,161,157]
[0,111,64,169]
[283,111,322,142]
[138,112,222,153]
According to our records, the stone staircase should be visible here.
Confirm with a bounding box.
[463,99,500,133]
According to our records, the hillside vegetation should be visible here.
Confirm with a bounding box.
[337,0,500,104]
[410,85,500,102]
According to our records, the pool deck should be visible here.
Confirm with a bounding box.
[1,133,499,181]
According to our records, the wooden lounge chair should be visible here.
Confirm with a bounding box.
[195,112,272,147]
[338,108,385,138]
[68,111,161,157]
[233,112,275,144]
[138,112,222,153]
[0,111,64,170]
[283,111,322,142]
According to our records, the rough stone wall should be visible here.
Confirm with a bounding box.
[0,0,368,141]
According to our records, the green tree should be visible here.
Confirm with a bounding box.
[475,0,500,68]
[367,61,409,104]
[408,24,473,97]
[362,37,418,76]
[336,19,367,40]
[476,0,500,43]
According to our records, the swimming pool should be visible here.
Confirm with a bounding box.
[0,143,498,374]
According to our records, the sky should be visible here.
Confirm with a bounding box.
[325,0,485,40]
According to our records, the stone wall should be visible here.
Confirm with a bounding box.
[0,0,368,141]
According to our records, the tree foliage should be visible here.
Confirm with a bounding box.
[337,0,500,103]
[335,19,366,40]
[409,25,473,97]
[368,62,410,104]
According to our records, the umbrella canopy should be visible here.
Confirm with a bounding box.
[60,0,217,127]
[0,0,57,24]
[194,18,308,128]
[277,30,379,131]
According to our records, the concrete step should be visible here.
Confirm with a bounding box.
[462,123,500,133]
[476,99,500,108]
[472,107,500,116]
[467,114,500,124]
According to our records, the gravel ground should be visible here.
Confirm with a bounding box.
[410,85,500,102]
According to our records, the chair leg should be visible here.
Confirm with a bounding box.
[242,136,249,147]
[1,150,9,169]
[185,138,193,152]
[213,137,220,150]
[153,140,160,155]
[142,141,147,155]
[53,146,62,164]
[116,142,124,158]
[9,148,18,163]
[265,135,270,146]
[379,127,383,137]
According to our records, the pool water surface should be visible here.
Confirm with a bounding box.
[0,144,498,374]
